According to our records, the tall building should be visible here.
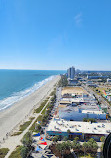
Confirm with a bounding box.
[67,66,75,79]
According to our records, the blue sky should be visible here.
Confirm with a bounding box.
[0,0,111,70]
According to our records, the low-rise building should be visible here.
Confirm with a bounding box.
[46,119,111,141]
[58,106,106,121]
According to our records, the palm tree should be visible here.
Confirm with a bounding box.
[52,135,59,143]
[83,142,88,156]
[74,136,79,142]
[67,129,71,139]
[56,143,65,158]
[92,142,98,151]
[72,140,76,150]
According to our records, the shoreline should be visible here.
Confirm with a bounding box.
[0,75,60,142]
[0,75,55,112]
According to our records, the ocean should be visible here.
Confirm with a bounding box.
[0,69,65,111]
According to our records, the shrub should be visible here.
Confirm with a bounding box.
[0,148,9,158]
[11,131,22,136]
[19,121,31,131]
[22,132,32,149]
[34,100,48,113]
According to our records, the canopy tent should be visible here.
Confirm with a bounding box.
[35,146,42,151]
[41,138,45,141]
[38,140,44,144]
[40,142,47,145]
[33,133,40,137]
[40,137,43,140]
[33,136,40,141]
[39,145,47,150]
[40,137,45,141]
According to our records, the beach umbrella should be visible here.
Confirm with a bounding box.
[35,146,42,151]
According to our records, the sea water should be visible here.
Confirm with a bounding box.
[0,69,65,111]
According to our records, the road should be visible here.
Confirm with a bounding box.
[55,87,62,108]
[82,84,111,116]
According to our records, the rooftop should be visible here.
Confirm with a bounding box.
[47,119,111,135]
[82,110,103,114]
[61,87,88,96]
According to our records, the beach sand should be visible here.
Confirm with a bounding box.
[0,75,60,142]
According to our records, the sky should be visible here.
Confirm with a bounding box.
[0,0,111,70]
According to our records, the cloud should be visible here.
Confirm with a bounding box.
[74,13,82,26]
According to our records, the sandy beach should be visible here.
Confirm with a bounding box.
[0,75,60,142]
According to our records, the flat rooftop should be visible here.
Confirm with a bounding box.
[60,98,85,103]
[82,110,103,114]
[61,87,88,96]
[47,119,111,135]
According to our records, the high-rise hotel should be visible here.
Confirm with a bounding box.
[67,66,75,79]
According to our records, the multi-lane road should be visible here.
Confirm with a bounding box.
[82,84,111,116]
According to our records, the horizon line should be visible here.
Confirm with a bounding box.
[0,68,111,71]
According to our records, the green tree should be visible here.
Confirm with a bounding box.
[83,118,87,122]
[74,137,79,142]
[72,140,78,150]
[87,141,93,150]
[65,140,71,150]
[93,142,98,150]
[67,129,71,139]
[88,138,95,144]
[56,143,65,157]
[67,129,71,134]
[83,142,88,156]
[36,124,42,131]
[20,146,28,158]
[87,138,98,152]
[62,136,68,141]
[52,135,59,143]
[22,132,32,149]
[58,75,68,87]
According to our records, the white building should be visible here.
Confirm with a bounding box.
[46,119,111,141]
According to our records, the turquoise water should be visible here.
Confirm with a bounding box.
[0,70,65,111]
